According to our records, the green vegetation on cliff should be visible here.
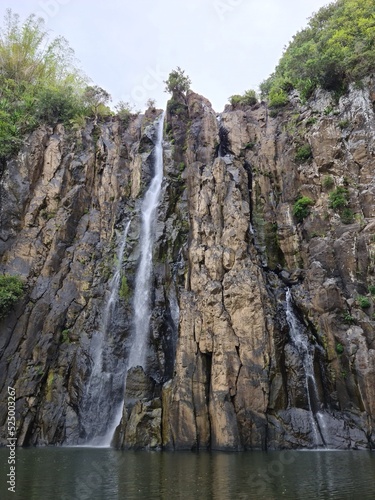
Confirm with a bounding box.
[229,90,258,107]
[0,10,85,163]
[329,186,350,209]
[164,67,191,95]
[0,10,113,166]
[292,196,314,222]
[261,0,375,102]
[0,274,24,318]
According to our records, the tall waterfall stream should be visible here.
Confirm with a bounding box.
[129,112,165,369]
[80,112,165,447]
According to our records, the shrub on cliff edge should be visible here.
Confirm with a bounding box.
[0,274,24,319]
[229,89,258,107]
[292,196,314,222]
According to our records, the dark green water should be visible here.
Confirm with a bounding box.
[1,448,374,499]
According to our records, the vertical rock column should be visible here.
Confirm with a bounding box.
[165,92,275,450]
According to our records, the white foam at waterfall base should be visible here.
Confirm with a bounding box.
[129,112,165,369]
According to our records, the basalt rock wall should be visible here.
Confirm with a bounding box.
[1,80,375,450]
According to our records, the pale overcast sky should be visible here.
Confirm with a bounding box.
[1,0,331,112]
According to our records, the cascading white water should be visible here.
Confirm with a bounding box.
[128,112,165,369]
[78,220,131,446]
[88,113,166,448]
[285,288,327,447]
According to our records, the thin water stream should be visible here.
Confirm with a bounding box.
[285,288,328,447]
[77,221,131,446]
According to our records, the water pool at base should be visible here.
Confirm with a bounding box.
[1,448,374,499]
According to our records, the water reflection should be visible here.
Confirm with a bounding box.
[1,448,374,499]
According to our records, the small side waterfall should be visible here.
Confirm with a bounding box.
[102,221,131,337]
[128,111,165,369]
[78,220,131,446]
[285,288,328,447]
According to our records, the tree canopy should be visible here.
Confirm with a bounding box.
[261,0,375,103]
[83,85,112,123]
[164,67,191,95]
[0,10,112,165]
[0,10,83,86]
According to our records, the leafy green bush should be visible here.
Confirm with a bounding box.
[167,99,188,117]
[165,122,173,137]
[268,88,289,108]
[0,274,24,319]
[329,186,349,210]
[295,144,312,163]
[357,295,371,309]
[340,208,354,224]
[368,285,375,296]
[297,78,317,102]
[269,109,279,118]
[34,85,85,124]
[242,89,258,105]
[115,100,137,126]
[292,196,314,222]
[146,98,156,109]
[306,117,317,126]
[343,312,355,324]
[229,94,242,105]
[324,106,334,116]
[229,89,258,107]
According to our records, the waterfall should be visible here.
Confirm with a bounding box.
[78,220,131,446]
[78,112,165,447]
[285,288,327,447]
[128,112,165,369]
[99,113,165,447]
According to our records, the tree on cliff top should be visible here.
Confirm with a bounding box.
[0,9,84,87]
[0,10,89,164]
[261,0,375,102]
[83,85,112,124]
[0,10,113,165]
[164,67,191,95]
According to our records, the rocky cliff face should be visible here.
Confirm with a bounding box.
[0,80,374,450]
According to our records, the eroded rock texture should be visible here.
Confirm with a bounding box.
[1,80,375,450]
